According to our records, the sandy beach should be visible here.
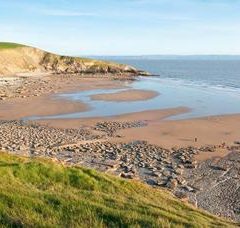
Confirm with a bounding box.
[1,1,240,225]
[1,74,240,222]
[37,108,240,160]
[0,95,89,120]
[90,89,159,102]
[111,113,240,149]
[1,75,240,153]
[0,74,132,119]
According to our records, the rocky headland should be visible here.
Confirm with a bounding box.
[0,42,149,77]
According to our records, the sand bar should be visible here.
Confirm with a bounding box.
[90,89,159,102]
[0,75,130,119]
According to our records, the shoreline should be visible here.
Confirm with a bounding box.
[1,74,240,151]
[37,108,240,154]
[1,73,240,222]
[0,74,132,119]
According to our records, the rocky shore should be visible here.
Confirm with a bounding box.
[184,150,240,221]
[1,42,240,224]
[94,121,148,136]
[0,74,137,101]
[0,120,239,222]
[0,76,57,100]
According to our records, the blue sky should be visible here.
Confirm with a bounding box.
[0,0,240,55]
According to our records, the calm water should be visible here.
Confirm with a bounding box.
[26,59,240,121]
[109,59,240,90]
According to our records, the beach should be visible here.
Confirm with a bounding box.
[1,73,240,221]
[1,74,240,154]
[90,89,159,102]
[1,0,240,225]
[2,0,240,224]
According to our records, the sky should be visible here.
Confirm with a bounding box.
[0,0,240,55]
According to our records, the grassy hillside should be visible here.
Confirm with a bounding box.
[0,152,235,227]
[0,42,25,49]
[0,42,147,76]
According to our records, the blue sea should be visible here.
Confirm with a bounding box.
[113,58,240,90]
[26,58,240,121]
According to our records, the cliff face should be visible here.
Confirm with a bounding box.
[0,44,147,76]
[40,52,138,75]
[0,46,45,76]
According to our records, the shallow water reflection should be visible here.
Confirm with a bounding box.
[25,77,240,121]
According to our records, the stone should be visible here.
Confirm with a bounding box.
[166,178,178,190]
[120,172,134,179]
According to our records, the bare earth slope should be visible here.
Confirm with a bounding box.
[0,42,147,76]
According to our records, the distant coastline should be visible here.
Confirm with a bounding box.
[89,55,240,61]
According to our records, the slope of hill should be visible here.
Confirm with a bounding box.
[0,42,146,76]
[0,42,25,49]
[0,152,235,227]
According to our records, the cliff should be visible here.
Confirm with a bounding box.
[0,42,148,76]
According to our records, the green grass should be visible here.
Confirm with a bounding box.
[0,42,125,69]
[0,152,236,227]
[0,42,24,49]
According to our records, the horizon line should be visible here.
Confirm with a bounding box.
[87,54,240,57]
[1,41,240,57]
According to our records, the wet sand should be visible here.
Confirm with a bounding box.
[0,75,131,119]
[0,95,89,120]
[113,114,240,149]
[90,89,159,102]
[1,74,240,222]
[1,75,240,161]
[38,109,240,160]
[0,74,131,100]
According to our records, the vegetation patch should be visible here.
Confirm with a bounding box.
[0,152,236,227]
[0,42,25,50]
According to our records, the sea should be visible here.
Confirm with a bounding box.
[26,57,240,121]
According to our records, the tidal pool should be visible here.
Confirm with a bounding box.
[25,76,240,121]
